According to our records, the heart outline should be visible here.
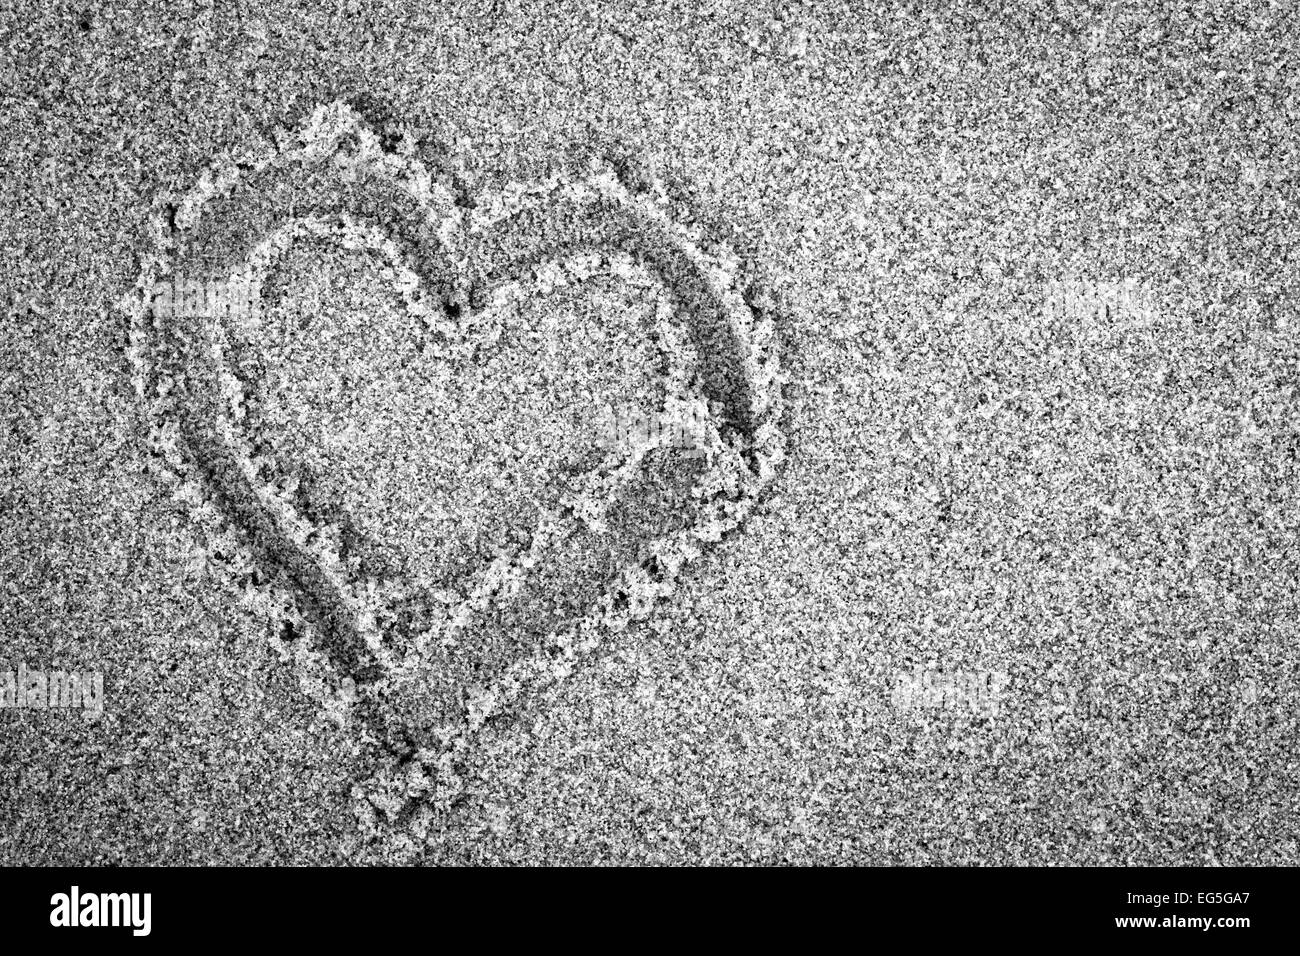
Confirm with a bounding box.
[123,102,785,827]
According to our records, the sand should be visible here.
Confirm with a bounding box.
[1,0,1297,864]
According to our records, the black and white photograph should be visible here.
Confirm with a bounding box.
[0,0,1293,939]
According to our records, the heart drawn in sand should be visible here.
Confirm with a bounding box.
[124,102,784,824]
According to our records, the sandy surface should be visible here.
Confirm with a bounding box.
[2,0,1298,864]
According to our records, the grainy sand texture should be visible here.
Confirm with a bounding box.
[2,0,1298,865]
